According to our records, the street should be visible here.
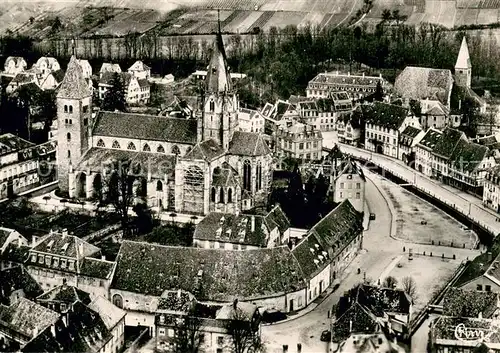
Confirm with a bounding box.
[261,168,477,353]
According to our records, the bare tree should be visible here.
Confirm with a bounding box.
[401,276,418,303]
[383,276,398,289]
[171,311,203,353]
[224,301,265,353]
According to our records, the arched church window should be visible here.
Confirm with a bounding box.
[112,294,123,309]
[97,139,105,148]
[66,133,71,141]
[64,105,68,113]
[127,142,136,151]
[112,141,121,149]
[243,160,251,191]
[171,145,180,155]
[69,105,73,114]
[228,188,232,203]
[256,162,262,191]
[143,144,151,152]
[156,180,163,192]
[157,145,165,153]
[220,188,225,204]
[211,187,216,202]
[209,100,215,112]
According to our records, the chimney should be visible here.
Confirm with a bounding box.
[479,311,483,319]
[349,320,353,333]
[31,236,39,247]
[489,252,493,262]
[251,216,255,232]
[233,298,238,310]
[50,324,56,338]
[177,289,181,299]
[101,255,106,261]
[62,229,68,238]
[362,72,365,78]
[459,99,462,111]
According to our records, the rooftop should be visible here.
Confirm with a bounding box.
[228,131,271,156]
[309,71,384,88]
[0,133,35,158]
[56,55,91,99]
[183,139,225,161]
[36,283,92,306]
[450,139,489,173]
[417,128,443,151]
[32,232,100,260]
[432,128,466,160]
[362,102,408,130]
[431,316,500,344]
[443,288,498,318]
[87,296,126,330]
[0,266,42,305]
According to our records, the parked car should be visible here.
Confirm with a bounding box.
[321,330,331,342]
[369,213,376,220]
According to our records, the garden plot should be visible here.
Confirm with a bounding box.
[261,11,307,30]
[477,8,499,24]
[378,178,477,249]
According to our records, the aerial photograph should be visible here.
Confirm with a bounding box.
[2,0,500,352]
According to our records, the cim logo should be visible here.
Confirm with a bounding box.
[454,323,491,341]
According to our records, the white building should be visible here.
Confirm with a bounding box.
[128,60,151,80]
[398,125,425,164]
[484,166,500,213]
[33,57,60,77]
[238,108,265,133]
[3,56,27,77]
[99,63,122,78]
[415,128,443,176]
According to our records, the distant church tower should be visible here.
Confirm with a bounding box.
[200,20,238,149]
[56,56,92,192]
[455,36,472,88]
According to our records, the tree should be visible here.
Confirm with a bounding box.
[224,301,264,353]
[401,276,418,303]
[102,72,127,112]
[381,9,392,22]
[383,276,398,289]
[171,308,203,353]
[102,158,139,236]
[391,9,401,25]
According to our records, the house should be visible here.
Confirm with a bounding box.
[128,60,151,80]
[484,165,500,213]
[443,288,500,319]
[334,333,404,353]
[0,297,59,351]
[238,108,265,133]
[155,298,260,353]
[77,59,92,79]
[36,280,92,311]
[331,284,412,351]
[3,56,27,76]
[296,93,352,132]
[160,96,196,119]
[364,102,420,158]
[447,139,494,195]
[87,296,126,353]
[99,62,122,78]
[456,252,500,293]
[25,230,116,298]
[0,133,41,200]
[260,100,298,135]
[39,69,65,91]
[430,128,467,181]
[419,99,459,130]
[32,57,60,77]
[193,205,290,249]
[331,158,366,213]
[306,71,389,100]
[0,227,27,254]
[394,66,454,108]
[6,72,39,94]
[0,266,42,305]
[415,128,443,176]
[398,125,425,166]
[275,122,323,162]
[337,112,362,146]
[99,72,150,105]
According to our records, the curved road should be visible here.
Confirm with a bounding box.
[262,169,477,352]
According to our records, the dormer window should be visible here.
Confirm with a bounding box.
[212,67,216,74]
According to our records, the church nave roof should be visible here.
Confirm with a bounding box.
[228,131,271,157]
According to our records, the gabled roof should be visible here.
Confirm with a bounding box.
[291,229,330,278]
[79,257,115,280]
[450,139,489,173]
[9,72,37,85]
[228,131,271,156]
[401,126,422,139]
[128,60,150,72]
[432,127,465,159]
[100,62,121,74]
[36,283,91,306]
[424,100,450,116]
[111,241,306,301]
[456,37,471,69]
[52,69,65,84]
[92,111,198,144]
[335,159,366,182]
[0,266,43,305]
[215,301,257,321]
[206,32,231,93]
[0,227,13,248]
[56,56,91,99]
[0,298,59,340]
[332,302,380,343]
[5,56,26,68]
[395,66,453,106]
[264,205,290,235]
[32,233,99,260]
[212,162,240,187]
[87,296,126,330]
[443,288,498,318]
[416,128,442,151]
[0,244,31,264]
[183,139,225,161]
[99,71,132,87]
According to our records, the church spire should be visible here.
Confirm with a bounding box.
[57,56,91,99]
[455,36,471,70]
[206,12,232,93]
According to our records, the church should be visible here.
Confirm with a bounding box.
[56,32,273,215]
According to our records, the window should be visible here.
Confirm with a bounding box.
[217,336,224,346]
[158,328,165,336]
[69,105,73,114]
[127,142,136,150]
[67,150,71,158]
[209,101,215,112]
[486,285,492,292]
[171,145,181,155]
[243,160,251,191]
[228,188,232,203]
[211,187,216,202]
[256,162,262,191]
[157,145,165,153]
[340,182,344,189]
[356,192,360,199]
[112,141,121,149]
[339,192,343,198]
[477,284,483,291]
[299,143,304,150]
[97,139,105,148]
[64,105,68,113]
[66,133,71,141]
[356,183,361,189]
[143,144,151,152]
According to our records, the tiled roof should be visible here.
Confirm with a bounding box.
[92,111,198,144]
[32,233,100,259]
[431,316,500,343]
[88,296,126,330]
[416,128,442,151]
[194,213,268,247]
[111,241,306,301]
[206,32,232,93]
[332,302,380,343]
[355,285,412,316]
[335,159,366,182]
[0,298,59,339]
[0,266,42,305]
[56,56,91,99]
[450,139,489,173]
[157,290,194,312]
[1,244,30,264]
[184,139,225,161]
[432,128,465,159]
[264,205,290,235]
[212,162,239,187]
[309,72,384,88]
[291,230,330,278]
[0,133,35,157]
[443,288,498,318]
[228,131,271,156]
[362,102,408,130]
[128,60,150,72]
[79,257,115,279]
[52,69,65,84]
[21,301,111,353]
[424,101,450,116]
[215,301,257,321]
[77,148,176,180]
[36,284,91,306]
[400,126,422,147]
[0,228,11,248]
[394,66,453,105]
[100,62,121,74]
[10,72,37,85]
